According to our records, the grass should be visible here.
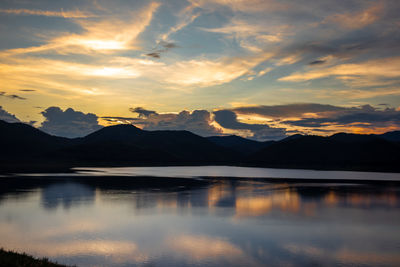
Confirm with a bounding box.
[0,248,71,267]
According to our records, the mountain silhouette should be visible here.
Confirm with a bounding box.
[207,135,274,155]
[248,133,400,171]
[1,120,399,172]
[0,121,235,167]
[0,120,70,159]
[380,131,400,142]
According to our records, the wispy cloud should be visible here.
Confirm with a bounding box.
[159,52,273,87]
[0,8,95,18]
[160,3,201,41]
[2,2,160,55]
[323,2,383,30]
[279,57,400,84]
[189,0,288,13]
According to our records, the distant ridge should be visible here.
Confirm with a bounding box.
[1,120,399,172]
[206,135,274,155]
[0,120,235,167]
[248,133,400,172]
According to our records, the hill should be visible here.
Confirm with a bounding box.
[1,120,399,172]
[207,135,274,155]
[247,132,400,172]
[0,121,236,167]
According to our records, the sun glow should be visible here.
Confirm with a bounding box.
[87,67,140,78]
[75,39,127,51]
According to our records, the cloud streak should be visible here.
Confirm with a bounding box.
[279,57,400,85]
[3,2,160,55]
[0,92,26,100]
[0,8,95,18]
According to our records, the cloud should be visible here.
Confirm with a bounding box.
[230,103,400,134]
[145,41,179,59]
[159,52,273,87]
[284,105,400,128]
[0,49,271,92]
[279,57,400,85]
[105,108,222,137]
[200,18,289,53]
[308,60,325,65]
[0,8,95,18]
[19,89,36,92]
[0,91,26,100]
[39,107,102,138]
[145,52,161,58]
[102,103,400,140]
[129,107,158,118]
[189,0,288,13]
[139,109,223,137]
[213,110,287,140]
[3,2,160,55]
[0,106,21,123]
[160,4,201,41]
[323,2,383,30]
[232,103,346,118]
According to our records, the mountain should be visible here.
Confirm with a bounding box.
[1,120,400,172]
[0,120,236,167]
[379,131,400,142]
[207,135,275,155]
[0,120,70,160]
[247,133,400,171]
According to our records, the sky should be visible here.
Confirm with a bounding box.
[0,0,400,140]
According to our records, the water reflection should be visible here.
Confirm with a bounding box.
[41,183,94,210]
[0,176,399,266]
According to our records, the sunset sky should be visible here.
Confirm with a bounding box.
[0,0,400,140]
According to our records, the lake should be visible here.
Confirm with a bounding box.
[1,166,400,266]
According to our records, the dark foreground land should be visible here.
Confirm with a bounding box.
[1,120,400,174]
[0,249,70,267]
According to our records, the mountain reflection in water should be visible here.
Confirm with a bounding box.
[0,175,399,267]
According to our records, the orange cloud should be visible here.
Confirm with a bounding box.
[2,2,160,55]
[279,57,400,83]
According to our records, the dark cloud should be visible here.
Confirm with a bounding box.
[39,107,102,138]
[145,52,161,58]
[159,41,178,49]
[275,0,400,70]
[102,116,139,121]
[0,91,26,100]
[213,110,287,140]
[145,41,178,59]
[229,103,400,131]
[19,89,36,92]
[0,106,21,123]
[129,107,158,118]
[232,103,346,118]
[284,105,400,128]
[308,60,325,65]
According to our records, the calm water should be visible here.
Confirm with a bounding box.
[1,166,400,267]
